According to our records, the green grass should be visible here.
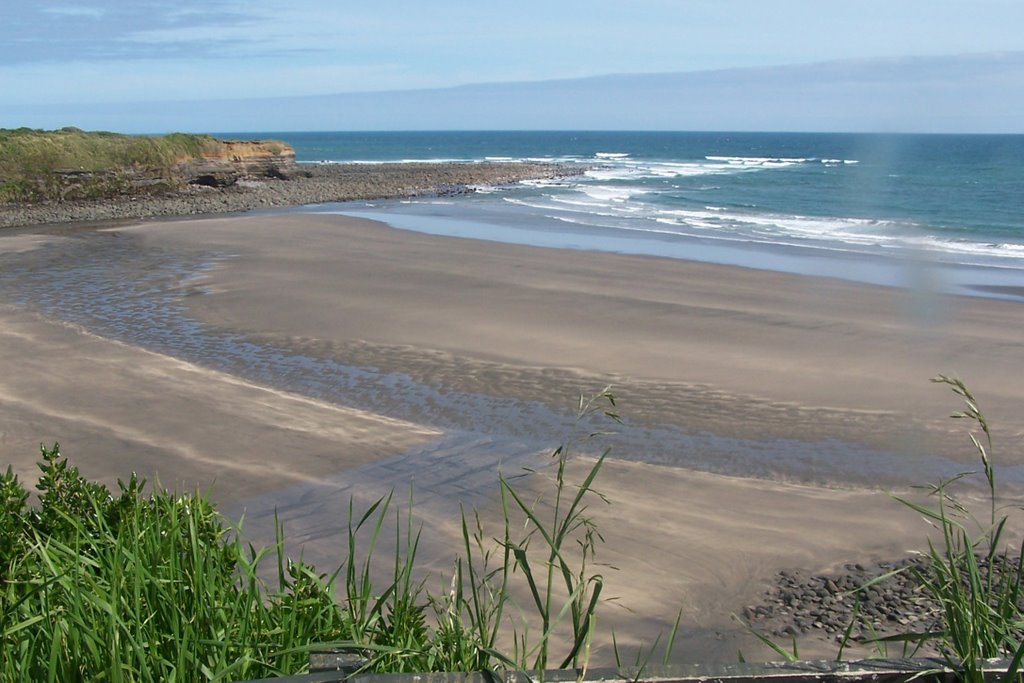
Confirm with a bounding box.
[7,379,1018,682]
[0,389,647,682]
[886,376,1024,683]
[0,128,286,202]
[0,445,346,681]
[745,376,1024,682]
[0,128,220,175]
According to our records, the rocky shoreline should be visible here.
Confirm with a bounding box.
[745,553,1021,652]
[744,557,940,647]
[0,162,579,229]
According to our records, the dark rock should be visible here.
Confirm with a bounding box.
[742,552,1024,652]
[0,161,583,228]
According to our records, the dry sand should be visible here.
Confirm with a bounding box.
[2,211,1023,663]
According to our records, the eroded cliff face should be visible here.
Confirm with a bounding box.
[174,140,303,187]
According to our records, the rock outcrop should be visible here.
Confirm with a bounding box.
[0,161,581,228]
[174,141,304,188]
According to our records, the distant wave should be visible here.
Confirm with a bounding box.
[705,155,808,164]
[500,176,1024,269]
[291,132,1024,275]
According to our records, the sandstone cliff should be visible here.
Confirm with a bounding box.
[174,140,303,187]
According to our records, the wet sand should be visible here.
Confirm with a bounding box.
[0,304,441,500]
[134,212,1024,469]
[2,212,1023,662]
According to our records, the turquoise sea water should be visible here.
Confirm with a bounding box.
[222,131,1024,295]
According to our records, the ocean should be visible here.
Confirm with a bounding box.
[224,130,1024,297]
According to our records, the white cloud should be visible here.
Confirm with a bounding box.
[41,6,107,18]
[3,52,1020,134]
[0,59,432,106]
[6,0,1024,110]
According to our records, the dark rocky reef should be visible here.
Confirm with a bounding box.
[0,161,580,228]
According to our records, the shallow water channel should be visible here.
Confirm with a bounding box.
[0,227,1000,491]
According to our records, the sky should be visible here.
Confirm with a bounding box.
[2,0,1023,132]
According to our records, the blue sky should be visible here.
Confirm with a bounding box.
[2,1,1023,132]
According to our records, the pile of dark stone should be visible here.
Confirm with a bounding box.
[743,557,941,644]
[745,552,1024,648]
[0,162,581,229]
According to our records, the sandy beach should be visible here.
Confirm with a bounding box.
[130,213,1024,470]
[2,211,1023,662]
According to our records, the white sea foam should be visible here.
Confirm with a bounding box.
[512,177,1024,266]
[646,161,731,177]
[705,155,808,165]
[584,167,639,181]
[650,205,1024,265]
[545,199,643,219]
[548,196,611,209]
[355,142,1023,272]
[584,155,815,182]
[503,196,571,211]
[414,174,1024,273]
[578,185,649,202]
[916,236,1024,261]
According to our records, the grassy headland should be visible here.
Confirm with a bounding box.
[0,127,292,203]
[0,128,576,228]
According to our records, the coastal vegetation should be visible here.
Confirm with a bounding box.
[0,390,628,681]
[747,376,1024,683]
[0,128,575,228]
[887,376,1024,682]
[1,384,1021,682]
[0,128,290,203]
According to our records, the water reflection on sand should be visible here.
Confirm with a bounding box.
[0,227,996,493]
